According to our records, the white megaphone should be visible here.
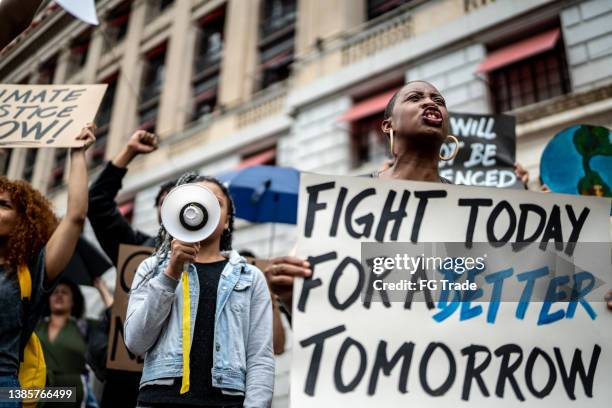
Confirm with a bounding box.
[160,184,221,243]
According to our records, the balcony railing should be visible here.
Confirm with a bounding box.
[194,51,222,73]
[464,0,496,13]
[341,8,414,66]
[236,82,287,128]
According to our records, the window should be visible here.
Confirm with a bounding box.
[339,87,402,168]
[192,75,220,119]
[69,29,92,75]
[351,114,388,168]
[106,1,132,45]
[192,6,225,121]
[138,43,166,132]
[48,149,67,190]
[147,0,174,21]
[23,149,38,182]
[1,149,11,175]
[96,73,118,129]
[367,0,411,20]
[261,0,296,37]
[485,28,570,112]
[258,0,296,90]
[38,57,57,84]
[239,146,277,169]
[91,73,118,168]
[159,0,174,11]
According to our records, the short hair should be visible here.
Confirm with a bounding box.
[383,80,433,121]
[383,90,401,121]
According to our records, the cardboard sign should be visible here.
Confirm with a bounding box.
[440,113,519,188]
[0,84,107,148]
[291,173,612,407]
[107,244,154,372]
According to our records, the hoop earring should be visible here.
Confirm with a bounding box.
[388,129,395,157]
[439,135,460,161]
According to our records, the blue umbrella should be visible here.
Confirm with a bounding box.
[218,165,300,225]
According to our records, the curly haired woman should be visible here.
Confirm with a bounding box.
[0,124,95,408]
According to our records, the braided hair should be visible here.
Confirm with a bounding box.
[154,172,235,263]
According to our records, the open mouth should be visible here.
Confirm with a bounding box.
[422,107,443,127]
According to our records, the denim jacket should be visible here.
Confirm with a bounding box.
[124,250,274,407]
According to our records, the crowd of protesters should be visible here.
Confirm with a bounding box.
[1,82,611,408]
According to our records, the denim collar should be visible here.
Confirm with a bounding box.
[156,249,246,277]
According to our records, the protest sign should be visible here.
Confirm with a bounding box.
[0,84,107,148]
[541,125,612,198]
[440,113,519,188]
[291,173,612,407]
[56,0,99,25]
[107,244,154,371]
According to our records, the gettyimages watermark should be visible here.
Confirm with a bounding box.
[360,242,611,305]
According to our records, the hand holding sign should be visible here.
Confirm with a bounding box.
[514,162,529,185]
[265,256,312,310]
[71,123,97,152]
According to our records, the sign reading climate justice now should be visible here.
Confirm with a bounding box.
[107,244,154,372]
[0,84,107,148]
[440,113,519,188]
[291,173,612,407]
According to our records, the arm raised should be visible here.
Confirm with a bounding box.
[45,124,96,282]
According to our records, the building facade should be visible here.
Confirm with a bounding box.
[1,0,611,404]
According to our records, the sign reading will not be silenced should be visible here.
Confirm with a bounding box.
[0,84,107,148]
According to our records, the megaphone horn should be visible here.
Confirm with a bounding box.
[160,184,221,243]
[180,203,208,231]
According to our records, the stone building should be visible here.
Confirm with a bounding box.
[1,0,611,405]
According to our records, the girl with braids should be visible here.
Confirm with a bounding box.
[0,125,95,408]
[125,174,274,408]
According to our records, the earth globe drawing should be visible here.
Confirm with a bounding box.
[541,125,612,200]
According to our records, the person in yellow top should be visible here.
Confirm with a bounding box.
[0,125,95,408]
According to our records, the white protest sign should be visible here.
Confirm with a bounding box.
[0,84,107,148]
[56,0,99,25]
[291,173,612,407]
